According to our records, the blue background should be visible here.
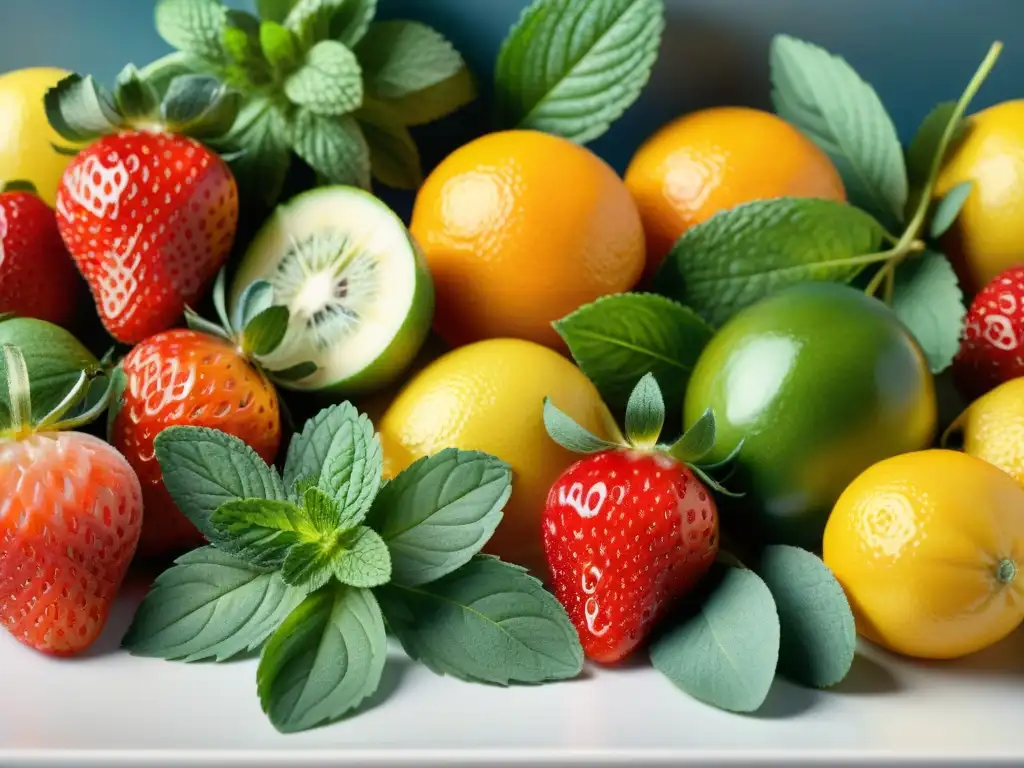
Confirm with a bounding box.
[1,0,1021,176]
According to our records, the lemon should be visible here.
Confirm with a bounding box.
[378,338,618,578]
[947,377,1024,487]
[824,449,1024,660]
[0,67,80,207]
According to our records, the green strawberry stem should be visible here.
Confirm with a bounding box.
[864,40,1003,300]
[0,344,112,439]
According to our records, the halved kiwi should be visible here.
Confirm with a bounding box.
[228,187,434,394]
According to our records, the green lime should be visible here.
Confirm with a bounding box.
[684,282,937,549]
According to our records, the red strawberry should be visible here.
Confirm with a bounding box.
[953,265,1024,399]
[542,374,733,664]
[55,131,237,344]
[111,328,281,557]
[0,344,142,655]
[0,184,82,327]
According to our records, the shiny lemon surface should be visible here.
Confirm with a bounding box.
[953,377,1024,488]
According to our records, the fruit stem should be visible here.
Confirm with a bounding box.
[2,345,33,439]
[997,559,1017,585]
[865,41,1003,301]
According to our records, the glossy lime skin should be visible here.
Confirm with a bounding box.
[684,283,938,549]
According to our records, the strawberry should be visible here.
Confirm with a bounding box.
[953,265,1024,399]
[110,274,316,557]
[542,374,737,663]
[0,344,142,655]
[45,68,242,343]
[0,182,82,327]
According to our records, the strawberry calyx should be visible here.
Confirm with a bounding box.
[0,344,112,440]
[182,267,317,387]
[543,373,744,497]
[44,64,241,153]
[0,180,38,195]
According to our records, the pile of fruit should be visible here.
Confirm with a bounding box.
[2,0,1024,736]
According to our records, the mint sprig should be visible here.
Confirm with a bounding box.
[494,0,665,144]
[125,401,580,734]
[145,0,476,203]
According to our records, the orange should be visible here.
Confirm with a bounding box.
[934,100,1024,296]
[625,106,847,277]
[409,130,645,349]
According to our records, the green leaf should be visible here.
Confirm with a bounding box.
[122,547,306,662]
[291,110,371,188]
[653,198,885,327]
[318,409,382,527]
[260,21,302,75]
[0,317,102,427]
[285,40,363,117]
[554,293,713,410]
[624,372,664,446]
[113,64,161,120]
[770,34,908,226]
[284,0,376,49]
[43,74,122,143]
[281,539,341,592]
[355,21,468,102]
[668,408,717,464]
[257,585,387,734]
[906,101,963,190]
[243,305,290,357]
[222,10,271,84]
[367,449,512,587]
[105,365,128,443]
[270,360,318,383]
[283,402,359,491]
[183,305,232,340]
[303,485,342,533]
[219,96,292,208]
[0,180,38,194]
[212,267,231,331]
[757,545,856,689]
[155,0,229,65]
[154,426,287,540]
[930,180,974,239]
[332,526,391,588]
[494,0,664,144]
[542,397,620,454]
[325,0,376,46]
[650,565,780,713]
[375,68,476,128]
[378,556,583,685]
[258,0,299,23]
[891,251,966,374]
[161,74,242,139]
[356,102,423,189]
[234,279,274,332]
[208,498,315,568]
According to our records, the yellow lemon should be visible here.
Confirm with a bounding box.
[934,100,1024,295]
[824,449,1024,659]
[0,67,80,206]
[378,338,618,578]
[948,377,1024,487]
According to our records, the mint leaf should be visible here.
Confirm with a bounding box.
[258,0,298,23]
[284,0,375,49]
[555,293,713,410]
[494,0,663,144]
[653,198,885,327]
[906,101,963,191]
[303,485,342,533]
[624,372,664,446]
[209,498,314,568]
[891,251,966,374]
[285,40,363,117]
[332,526,391,588]
[257,585,387,733]
[367,449,511,587]
[650,565,780,713]
[542,397,619,454]
[325,0,376,47]
[243,305,290,356]
[356,21,468,101]
[283,402,358,491]
[123,547,305,662]
[223,10,270,83]
[318,408,381,527]
[292,110,371,188]
[357,103,423,189]
[930,181,973,239]
[757,546,856,689]
[161,74,241,138]
[260,21,302,75]
[378,556,583,685]
[154,426,286,540]
[220,96,292,208]
[155,0,229,65]
[770,34,907,227]
[281,539,340,592]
